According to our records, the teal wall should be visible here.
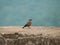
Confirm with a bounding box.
[0,0,60,26]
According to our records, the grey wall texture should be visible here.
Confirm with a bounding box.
[0,0,60,26]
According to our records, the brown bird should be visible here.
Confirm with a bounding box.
[22,19,32,29]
